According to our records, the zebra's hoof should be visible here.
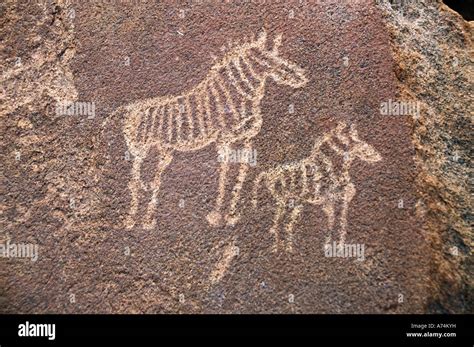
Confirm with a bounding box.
[142,218,157,230]
[206,211,222,227]
[124,217,135,230]
[225,214,240,226]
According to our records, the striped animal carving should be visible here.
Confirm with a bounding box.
[252,122,382,252]
[112,31,308,229]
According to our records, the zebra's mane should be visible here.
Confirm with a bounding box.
[308,123,351,156]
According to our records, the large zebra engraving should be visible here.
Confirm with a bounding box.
[252,122,382,253]
[115,31,308,229]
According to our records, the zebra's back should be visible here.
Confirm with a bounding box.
[123,74,257,151]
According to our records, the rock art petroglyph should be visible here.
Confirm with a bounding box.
[252,122,382,252]
[112,31,308,229]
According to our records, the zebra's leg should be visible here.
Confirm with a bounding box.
[142,152,173,230]
[225,141,252,226]
[285,204,303,253]
[125,153,144,230]
[322,202,335,245]
[269,202,285,253]
[207,144,230,227]
[251,172,265,208]
[338,183,356,245]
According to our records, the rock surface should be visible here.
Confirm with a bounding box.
[1,0,471,313]
[378,0,473,313]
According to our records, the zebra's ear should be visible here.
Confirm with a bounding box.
[336,122,347,132]
[350,124,359,139]
[257,30,267,45]
[272,34,283,54]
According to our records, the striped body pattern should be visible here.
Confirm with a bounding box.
[252,122,382,253]
[124,51,264,152]
[117,31,308,230]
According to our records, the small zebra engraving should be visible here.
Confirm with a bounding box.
[110,31,308,229]
[252,122,382,253]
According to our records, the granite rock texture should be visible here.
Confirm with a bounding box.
[377,0,473,313]
[1,0,471,313]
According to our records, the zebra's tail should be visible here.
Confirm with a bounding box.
[252,172,267,207]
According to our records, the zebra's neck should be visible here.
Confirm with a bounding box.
[311,135,354,171]
[206,50,268,102]
[326,136,347,156]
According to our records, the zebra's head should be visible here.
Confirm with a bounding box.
[247,31,308,89]
[331,122,382,163]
